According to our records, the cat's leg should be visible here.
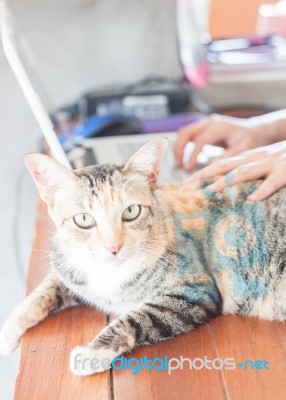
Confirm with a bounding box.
[0,271,78,355]
[70,295,221,376]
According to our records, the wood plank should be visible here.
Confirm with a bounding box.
[210,315,286,400]
[112,323,227,400]
[14,203,110,400]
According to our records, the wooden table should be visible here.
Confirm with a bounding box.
[14,202,286,400]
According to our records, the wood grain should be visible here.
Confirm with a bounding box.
[210,315,286,400]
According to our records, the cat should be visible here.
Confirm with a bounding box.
[1,137,286,376]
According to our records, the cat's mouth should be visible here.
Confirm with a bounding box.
[87,243,140,263]
[110,246,141,263]
[94,249,132,263]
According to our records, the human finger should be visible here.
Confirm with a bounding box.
[247,171,286,201]
[183,156,244,184]
[209,144,249,164]
[174,119,208,167]
[207,161,270,192]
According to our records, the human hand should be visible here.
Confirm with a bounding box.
[175,114,270,171]
[184,141,286,201]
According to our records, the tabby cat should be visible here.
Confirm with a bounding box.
[1,137,285,375]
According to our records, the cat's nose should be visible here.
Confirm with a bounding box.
[110,243,123,255]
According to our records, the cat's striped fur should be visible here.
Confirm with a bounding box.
[1,138,286,375]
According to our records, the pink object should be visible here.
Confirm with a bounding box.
[184,63,208,88]
[257,3,286,37]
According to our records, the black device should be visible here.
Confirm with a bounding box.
[57,76,193,122]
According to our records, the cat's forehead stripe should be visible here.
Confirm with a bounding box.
[78,173,98,197]
[75,164,123,183]
[74,164,124,198]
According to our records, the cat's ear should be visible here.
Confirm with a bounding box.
[123,137,168,188]
[24,153,76,207]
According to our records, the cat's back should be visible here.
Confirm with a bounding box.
[160,178,286,252]
[159,179,286,321]
[159,178,286,217]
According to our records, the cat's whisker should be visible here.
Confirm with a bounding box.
[141,237,169,246]
[35,254,53,264]
[141,249,177,266]
[124,237,168,251]
[32,248,61,254]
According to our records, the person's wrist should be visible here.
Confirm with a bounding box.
[248,118,279,146]
[249,113,286,144]
[266,119,286,143]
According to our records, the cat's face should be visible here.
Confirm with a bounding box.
[24,138,168,262]
[48,164,157,262]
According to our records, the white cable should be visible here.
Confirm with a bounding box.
[0,1,70,167]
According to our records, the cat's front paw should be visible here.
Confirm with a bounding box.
[0,334,20,355]
[0,319,23,355]
[70,346,117,376]
[0,329,20,355]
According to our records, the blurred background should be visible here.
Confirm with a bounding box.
[1,0,286,398]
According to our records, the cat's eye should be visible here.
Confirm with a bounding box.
[73,213,96,229]
[122,205,141,222]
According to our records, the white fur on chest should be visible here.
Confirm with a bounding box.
[62,246,145,314]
